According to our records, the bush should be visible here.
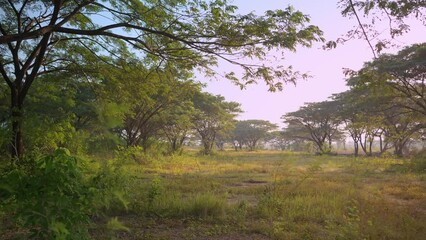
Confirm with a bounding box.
[90,157,131,214]
[410,150,426,173]
[0,149,93,239]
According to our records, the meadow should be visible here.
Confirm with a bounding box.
[84,150,426,240]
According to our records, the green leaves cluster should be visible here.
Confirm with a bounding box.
[0,149,92,239]
[282,101,343,154]
[192,91,241,155]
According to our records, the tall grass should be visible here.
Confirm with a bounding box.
[3,149,424,239]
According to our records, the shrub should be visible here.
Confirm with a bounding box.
[410,150,426,173]
[90,157,131,214]
[0,148,93,239]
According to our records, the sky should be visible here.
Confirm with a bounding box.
[201,0,426,128]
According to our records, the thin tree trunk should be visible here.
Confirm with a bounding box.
[354,141,359,157]
[368,139,373,156]
[10,88,24,159]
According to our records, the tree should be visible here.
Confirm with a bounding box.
[336,54,426,157]
[380,99,425,157]
[0,0,323,159]
[333,0,426,57]
[263,131,291,151]
[233,120,277,151]
[192,92,241,155]
[355,43,426,116]
[341,43,426,156]
[280,121,313,152]
[159,104,196,154]
[282,101,343,154]
[333,89,390,156]
[104,63,198,149]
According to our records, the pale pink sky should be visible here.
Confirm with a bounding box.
[202,0,426,127]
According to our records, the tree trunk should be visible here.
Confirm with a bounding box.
[394,144,403,157]
[10,108,24,159]
[368,139,373,156]
[10,88,24,159]
[353,141,359,157]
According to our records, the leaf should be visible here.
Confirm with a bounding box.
[49,221,70,240]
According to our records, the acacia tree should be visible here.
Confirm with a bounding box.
[380,99,425,157]
[159,104,195,154]
[0,0,323,159]
[354,43,426,116]
[282,101,342,154]
[333,89,390,156]
[267,131,292,151]
[233,120,277,151]
[192,92,241,155]
[106,63,198,149]
[342,43,426,156]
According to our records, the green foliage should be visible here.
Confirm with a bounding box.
[355,43,426,117]
[0,126,9,157]
[0,148,133,239]
[409,150,426,173]
[0,149,92,239]
[190,192,227,219]
[282,101,343,154]
[192,91,242,155]
[1,0,324,158]
[90,158,131,214]
[148,176,164,208]
[233,120,278,150]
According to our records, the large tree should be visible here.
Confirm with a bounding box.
[336,52,426,157]
[192,92,241,155]
[333,89,391,156]
[103,63,199,149]
[0,0,323,159]
[233,120,278,151]
[282,101,343,154]
[354,43,426,116]
[159,104,195,154]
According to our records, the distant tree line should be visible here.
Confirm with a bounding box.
[279,43,426,157]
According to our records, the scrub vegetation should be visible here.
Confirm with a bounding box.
[0,1,425,239]
[3,150,425,239]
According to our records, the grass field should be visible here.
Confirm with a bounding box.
[88,150,426,240]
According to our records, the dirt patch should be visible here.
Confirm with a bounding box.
[243,179,268,184]
[227,179,268,188]
[203,232,270,240]
[92,216,271,240]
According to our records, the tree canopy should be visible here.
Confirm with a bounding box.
[233,120,277,151]
[0,0,324,158]
[192,91,241,155]
[282,101,343,154]
[332,0,426,57]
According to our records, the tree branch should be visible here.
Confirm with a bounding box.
[348,0,377,58]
